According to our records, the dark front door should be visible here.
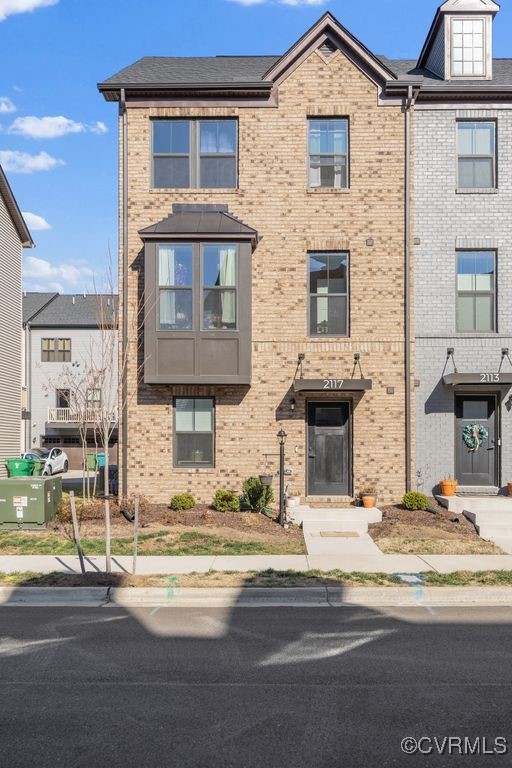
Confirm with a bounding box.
[307,402,350,496]
[455,394,498,487]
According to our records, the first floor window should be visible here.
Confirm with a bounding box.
[308,251,349,336]
[174,397,215,467]
[308,118,349,189]
[42,338,71,362]
[457,250,495,332]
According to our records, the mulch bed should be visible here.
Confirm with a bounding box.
[370,498,483,542]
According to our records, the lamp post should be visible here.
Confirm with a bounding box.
[277,428,287,527]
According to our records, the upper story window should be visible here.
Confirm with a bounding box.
[308,119,349,189]
[41,338,71,362]
[87,389,102,408]
[451,18,485,77]
[158,243,238,331]
[457,121,496,189]
[308,252,349,337]
[457,251,495,333]
[152,119,237,189]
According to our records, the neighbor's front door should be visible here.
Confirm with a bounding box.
[307,402,350,496]
[455,394,497,487]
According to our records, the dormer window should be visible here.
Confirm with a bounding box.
[451,18,484,77]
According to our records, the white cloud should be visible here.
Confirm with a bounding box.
[24,254,95,294]
[0,0,58,22]
[0,150,64,173]
[22,211,51,231]
[0,96,16,113]
[8,115,109,139]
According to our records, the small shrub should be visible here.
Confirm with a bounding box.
[213,489,240,513]
[402,491,429,511]
[56,496,104,524]
[170,492,196,511]
[243,477,274,512]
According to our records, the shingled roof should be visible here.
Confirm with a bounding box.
[23,293,118,328]
[139,204,258,243]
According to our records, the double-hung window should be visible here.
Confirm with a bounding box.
[42,338,71,362]
[308,252,349,336]
[152,119,237,189]
[202,245,237,330]
[308,119,349,189]
[451,18,485,77]
[457,121,496,189]
[158,245,193,330]
[174,397,215,467]
[457,251,495,332]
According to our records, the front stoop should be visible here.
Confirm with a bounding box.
[437,494,512,554]
[289,506,384,556]
[437,494,512,515]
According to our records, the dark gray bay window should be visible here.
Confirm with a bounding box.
[153,119,237,189]
[457,250,496,332]
[174,397,214,467]
[308,119,349,189]
[308,252,349,336]
[457,122,496,189]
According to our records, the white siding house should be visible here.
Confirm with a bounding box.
[0,165,33,477]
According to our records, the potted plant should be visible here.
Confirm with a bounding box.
[360,486,377,509]
[507,482,512,497]
[439,476,458,497]
[286,491,301,509]
[259,474,273,487]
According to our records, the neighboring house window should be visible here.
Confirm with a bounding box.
[87,389,102,409]
[158,243,238,331]
[202,245,237,330]
[457,122,496,189]
[308,119,349,189]
[308,252,349,336]
[41,338,71,362]
[159,244,193,330]
[174,397,215,467]
[457,251,495,332]
[152,119,237,189]
[56,389,70,408]
[452,18,484,77]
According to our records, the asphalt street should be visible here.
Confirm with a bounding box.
[1,601,512,767]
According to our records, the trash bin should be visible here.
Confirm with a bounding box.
[30,459,45,477]
[0,476,60,529]
[5,458,32,477]
[97,453,106,469]
[86,453,97,470]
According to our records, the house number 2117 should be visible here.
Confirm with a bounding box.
[323,379,345,389]
[480,373,500,383]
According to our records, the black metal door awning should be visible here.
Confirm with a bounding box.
[443,373,512,387]
[293,378,372,393]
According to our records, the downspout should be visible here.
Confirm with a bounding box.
[121,88,128,498]
[404,85,419,492]
[25,322,31,451]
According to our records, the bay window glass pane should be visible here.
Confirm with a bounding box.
[203,289,237,329]
[159,290,192,330]
[200,156,236,188]
[203,246,237,286]
[153,121,189,154]
[175,399,195,431]
[159,245,193,287]
[154,156,189,188]
[200,121,236,154]
[475,295,493,331]
[457,295,474,331]
[194,400,213,432]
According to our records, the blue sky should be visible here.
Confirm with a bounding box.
[1,0,511,294]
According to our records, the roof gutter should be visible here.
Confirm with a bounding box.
[121,87,128,499]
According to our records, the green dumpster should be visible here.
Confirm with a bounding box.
[5,458,32,477]
[86,453,98,470]
[0,477,61,529]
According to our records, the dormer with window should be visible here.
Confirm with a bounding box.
[417,0,499,81]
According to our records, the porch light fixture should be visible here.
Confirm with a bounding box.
[290,398,296,413]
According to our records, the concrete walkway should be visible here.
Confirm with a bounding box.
[2,552,512,575]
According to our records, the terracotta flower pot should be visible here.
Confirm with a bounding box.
[440,479,457,497]
[507,483,512,497]
[362,494,376,509]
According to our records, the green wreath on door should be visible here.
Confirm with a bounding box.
[462,423,489,452]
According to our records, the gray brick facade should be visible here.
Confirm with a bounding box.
[414,108,512,493]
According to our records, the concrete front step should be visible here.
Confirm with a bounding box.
[438,495,512,515]
[290,505,382,526]
[463,510,512,547]
[303,519,369,536]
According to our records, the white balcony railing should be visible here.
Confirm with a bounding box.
[47,407,118,424]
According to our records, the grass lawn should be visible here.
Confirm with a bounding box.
[0,529,305,557]
[3,568,512,588]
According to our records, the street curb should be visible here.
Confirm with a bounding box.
[1,585,512,607]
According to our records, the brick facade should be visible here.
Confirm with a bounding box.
[120,47,411,505]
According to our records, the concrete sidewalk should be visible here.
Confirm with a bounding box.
[2,552,512,574]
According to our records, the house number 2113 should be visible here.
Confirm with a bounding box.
[480,373,500,383]
[323,379,345,389]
